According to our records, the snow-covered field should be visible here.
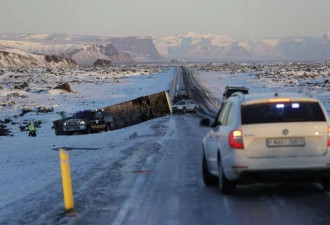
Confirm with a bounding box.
[0,66,175,224]
[0,66,172,136]
[191,62,330,115]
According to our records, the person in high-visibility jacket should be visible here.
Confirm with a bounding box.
[28,123,36,137]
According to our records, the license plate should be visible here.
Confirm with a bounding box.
[267,137,305,147]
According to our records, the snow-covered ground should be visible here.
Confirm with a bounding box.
[0,66,175,224]
[191,63,330,115]
[0,66,173,136]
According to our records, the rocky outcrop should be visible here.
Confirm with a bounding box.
[100,44,134,64]
[63,44,134,66]
[111,37,163,62]
[100,44,119,57]
[93,59,112,67]
[45,55,77,67]
[0,47,77,68]
[54,82,72,92]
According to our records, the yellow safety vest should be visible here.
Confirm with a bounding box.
[29,124,35,132]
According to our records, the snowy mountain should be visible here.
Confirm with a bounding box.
[0,40,133,66]
[154,32,330,61]
[62,44,134,66]
[0,46,77,68]
[0,34,162,63]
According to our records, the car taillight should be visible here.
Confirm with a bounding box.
[328,127,330,147]
[229,129,244,149]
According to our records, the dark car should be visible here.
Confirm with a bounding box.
[223,86,249,100]
[173,91,190,103]
[63,109,113,134]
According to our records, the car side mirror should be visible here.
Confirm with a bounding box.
[200,118,210,127]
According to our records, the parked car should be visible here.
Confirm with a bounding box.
[172,100,198,113]
[223,86,249,100]
[201,92,330,194]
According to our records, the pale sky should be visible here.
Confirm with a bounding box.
[0,0,329,38]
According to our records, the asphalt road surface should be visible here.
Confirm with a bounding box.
[176,66,187,93]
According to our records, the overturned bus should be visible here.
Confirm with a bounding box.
[53,91,173,135]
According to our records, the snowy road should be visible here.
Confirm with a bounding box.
[176,66,187,93]
[2,66,330,225]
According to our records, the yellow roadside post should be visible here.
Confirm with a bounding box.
[59,148,74,211]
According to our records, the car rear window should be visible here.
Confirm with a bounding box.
[241,102,326,124]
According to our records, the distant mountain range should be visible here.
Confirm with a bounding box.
[0,32,329,67]
[0,34,162,66]
[154,32,330,62]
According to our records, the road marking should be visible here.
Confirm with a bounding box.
[222,196,231,215]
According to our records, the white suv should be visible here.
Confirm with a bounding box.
[201,92,330,194]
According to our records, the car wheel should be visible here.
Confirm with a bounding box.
[218,156,235,194]
[203,154,218,186]
[194,107,198,113]
[322,177,330,191]
[183,108,187,113]
[105,123,111,132]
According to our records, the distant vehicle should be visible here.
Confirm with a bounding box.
[201,92,330,194]
[223,86,249,100]
[173,90,190,103]
[172,100,198,113]
[63,109,113,134]
[177,90,188,96]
